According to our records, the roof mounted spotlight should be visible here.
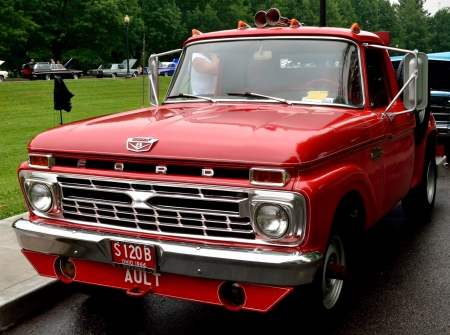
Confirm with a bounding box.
[254,8,298,28]
[254,10,267,27]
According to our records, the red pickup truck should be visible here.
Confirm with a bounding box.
[13,9,446,313]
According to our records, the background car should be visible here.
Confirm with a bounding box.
[0,61,8,82]
[87,63,120,78]
[18,58,82,80]
[158,59,179,76]
[392,52,450,155]
[88,59,141,78]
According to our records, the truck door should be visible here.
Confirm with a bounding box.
[365,49,416,215]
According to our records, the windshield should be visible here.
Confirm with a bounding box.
[167,39,363,107]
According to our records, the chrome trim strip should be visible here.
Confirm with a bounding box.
[13,219,321,286]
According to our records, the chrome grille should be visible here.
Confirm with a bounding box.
[58,176,255,240]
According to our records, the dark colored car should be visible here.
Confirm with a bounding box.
[87,63,120,78]
[392,52,450,143]
[19,59,83,80]
[87,59,141,78]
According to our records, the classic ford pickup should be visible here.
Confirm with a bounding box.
[13,9,445,313]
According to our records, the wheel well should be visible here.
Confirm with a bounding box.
[331,191,366,238]
[425,130,437,156]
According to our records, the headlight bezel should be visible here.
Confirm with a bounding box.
[24,178,59,214]
[251,191,306,243]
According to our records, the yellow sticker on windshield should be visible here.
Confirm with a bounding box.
[306,91,329,100]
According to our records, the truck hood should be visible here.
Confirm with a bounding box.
[29,104,372,166]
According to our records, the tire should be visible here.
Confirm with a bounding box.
[73,74,79,79]
[0,76,3,82]
[111,73,117,78]
[401,144,437,223]
[45,74,51,80]
[132,72,137,77]
[96,75,103,78]
[311,195,364,311]
[396,58,430,145]
[164,72,168,77]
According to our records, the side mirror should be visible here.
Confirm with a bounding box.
[148,49,182,106]
[149,56,159,106]
[403,52,428,111]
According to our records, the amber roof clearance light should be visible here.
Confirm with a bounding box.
[350,23,360,34]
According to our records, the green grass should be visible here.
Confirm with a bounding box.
[0,76,171,219]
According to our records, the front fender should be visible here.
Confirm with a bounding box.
[295,163,378,256]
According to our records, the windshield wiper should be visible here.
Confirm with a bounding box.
[166,93,217,103]
[227,92,292,105]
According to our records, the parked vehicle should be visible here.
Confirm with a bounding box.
[392,52,450,142]
[88,59,141,78]
[18,59,82,80]
[87,63,120,78]
[13,9,446,314]
[158,61,177,76]
[0,61,8,82]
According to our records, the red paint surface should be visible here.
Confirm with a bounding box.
[22,250,293,312]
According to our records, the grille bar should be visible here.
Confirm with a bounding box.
[59,177,255,240]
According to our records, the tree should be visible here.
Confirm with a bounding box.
[140,0,185,62]
[5,0,146,72]
[429,8,450,52]
[394,0,430,52]
[0,0,38,71]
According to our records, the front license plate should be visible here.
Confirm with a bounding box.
[111,241,156,272]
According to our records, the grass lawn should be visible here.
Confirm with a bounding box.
[0,76,171,220]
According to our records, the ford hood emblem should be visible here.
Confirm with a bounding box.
[126,137,159,152]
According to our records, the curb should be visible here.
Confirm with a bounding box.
[0,279,74,332]
[0,213,75,331]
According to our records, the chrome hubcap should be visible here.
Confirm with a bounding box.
[322,235,345,309]
[426,161,436,204]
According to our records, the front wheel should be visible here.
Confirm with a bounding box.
[320,234,346,309]
[401,149,437,222]
[0,75,4,82]
[73,74,79,79]
[111,73,117,78]
[45,74,51,80]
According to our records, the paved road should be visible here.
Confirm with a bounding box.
[3,168,450,335]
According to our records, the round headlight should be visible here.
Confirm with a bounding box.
[29,183,53,212]
[255,204,289,239]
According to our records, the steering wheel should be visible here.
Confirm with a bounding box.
[301,79,349,99]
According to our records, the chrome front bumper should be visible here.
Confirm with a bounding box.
[13,219,322,286]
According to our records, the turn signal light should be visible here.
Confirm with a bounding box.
[250,168,290,186]
[28,154,55,169]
